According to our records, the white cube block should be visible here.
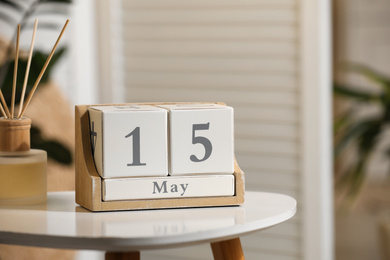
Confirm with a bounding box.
[88,105,168,178]
[159,104,234,175]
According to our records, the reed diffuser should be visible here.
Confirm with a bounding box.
[0,19,69,205]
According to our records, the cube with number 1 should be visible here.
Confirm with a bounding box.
[88,105,168,178]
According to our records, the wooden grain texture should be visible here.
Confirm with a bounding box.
[105,251,140,260]
[211,238,245,260]
[75,102,245,212]
[75,105,102,211]
[18,19,38,118]
[10,24,21,118]
[0,118,31,152]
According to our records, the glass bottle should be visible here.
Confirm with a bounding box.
[0,117,47,205]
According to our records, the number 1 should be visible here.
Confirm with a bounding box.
[125,127,146,166]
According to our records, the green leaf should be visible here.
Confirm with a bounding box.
[384,148,390,179]
[357,121,382,152]
[334,119,376,157]
[23,22,60,31]
[334,63,390,207]
[0,48,67,105]
[34,140,73,165]
[334,83,381,103]
[44,47,66,74]
[342,153,370,207]
[30,126,73,165]
[334,109,354,134]
[33,9,70,17]
[30,126,43,141]
[38,0,72,3]
[0,11,18,25]
[0,0,24,11]
[31,47,67,84]
[336,121,381,207]
[346,63,390,91]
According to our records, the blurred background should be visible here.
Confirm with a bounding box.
[1,0,389,260]
[334,1,390,260]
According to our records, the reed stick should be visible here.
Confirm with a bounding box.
[0,90,10,118]
[19,19,69,118]
[11,24,21,118]
[0,102,7,118]
[18,19,38,118]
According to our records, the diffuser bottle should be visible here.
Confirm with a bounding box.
[0,117,47,205]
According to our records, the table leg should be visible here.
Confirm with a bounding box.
[105,251,140,260]
[210,237,245,260]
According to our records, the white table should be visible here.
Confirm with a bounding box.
[0,191,296,260]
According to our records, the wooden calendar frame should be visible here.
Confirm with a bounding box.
[75,102,245,211]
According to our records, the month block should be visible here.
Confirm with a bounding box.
[158,104,234,175]
[102,174,235,201]
[88,105,168,178]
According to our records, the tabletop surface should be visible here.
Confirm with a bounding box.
[0,191,296,251]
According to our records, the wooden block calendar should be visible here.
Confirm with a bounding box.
[75,102,245,212]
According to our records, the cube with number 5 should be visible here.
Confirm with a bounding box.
[159,104,234,175]
[88,105,168,178]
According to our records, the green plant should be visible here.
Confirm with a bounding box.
[0,0,72,165]
[334,63,390,204]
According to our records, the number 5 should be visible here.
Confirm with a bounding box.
[190,123,213,162]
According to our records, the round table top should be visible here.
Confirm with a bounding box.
[0,191,296,251]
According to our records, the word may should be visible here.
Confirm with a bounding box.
[153,181,189,196]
